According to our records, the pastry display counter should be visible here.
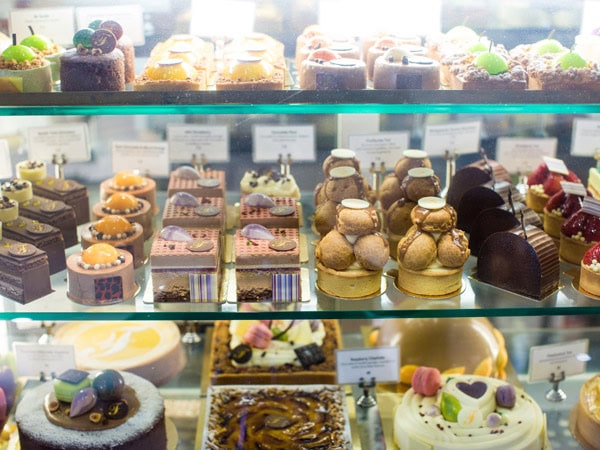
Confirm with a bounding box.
[2,0,600,448]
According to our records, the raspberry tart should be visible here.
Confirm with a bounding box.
[560,198,600,265]
[580,242,600,297]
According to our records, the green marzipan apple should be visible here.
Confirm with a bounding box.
[557,51,587,70]
[533,38,564,55]
[20,34,53,51]
[475,52,508,75]
[1,44,36,63]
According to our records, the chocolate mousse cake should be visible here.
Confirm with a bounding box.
[150,227,222,303]
[0,235,52,304]
[67,244,137,305]
[210,319,341,385]
[235,226,300,301]
[28,178,90,225]
[162,194,225,230]
[92,193,153,241]
[2,215,66,274]
[300,49,366,90]
[477,224,559,299]
[1,177,78,247]
[15,370,166,450]
[166,166,226,198]
[100,170,158,216]
[203,385,351,449]
[240,195,299,229]
[81,215,145,269]
[373,49,440,89]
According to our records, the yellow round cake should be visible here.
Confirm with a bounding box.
[54,321,186,386]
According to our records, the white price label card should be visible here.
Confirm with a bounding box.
[14,343,75,379]
[496,137,558,175]
[335,347,399,385]
[0,140,12,179]
[423,120,481,156]
[348,132,410,175]
[111,141,170,177]
[167,124,229,163]
[253,125,316,163]
[75,5,145,46]
[528,339,589,383]
[10,7,75,48]
[571,118,600,157]
[28,124,91,163]
[190,0,255,37]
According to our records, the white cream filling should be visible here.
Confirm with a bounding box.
[230,320,325,367]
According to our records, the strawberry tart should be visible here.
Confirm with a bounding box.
[580,242,600,297]
[543,183,586,240]
[526,159,581,213]
[559,198,600,265]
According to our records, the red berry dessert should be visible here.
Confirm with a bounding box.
[580,242,600,297]
[560,208,600,265]
[543,186,585,240]
[526,162,580,213]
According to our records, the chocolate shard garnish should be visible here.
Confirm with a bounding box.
[294,343,325,368]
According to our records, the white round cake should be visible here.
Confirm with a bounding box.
[15,371,166,450]
[394,374,547,450]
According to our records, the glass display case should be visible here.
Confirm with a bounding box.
[1,1,600,448]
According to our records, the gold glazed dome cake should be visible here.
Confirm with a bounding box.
[100,170,158,215]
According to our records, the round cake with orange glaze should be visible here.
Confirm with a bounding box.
[100,170,157,215]
[92,192,153,240]
[66,243,137,305]
[81,215,145,268]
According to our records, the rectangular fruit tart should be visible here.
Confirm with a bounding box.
[209,319,342,385]
[201,384,352,450]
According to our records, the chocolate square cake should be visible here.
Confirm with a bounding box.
[235,227,301,301]
[0,238,52,303]
[162,196,225,230]
[19,195,78,247]
[239,196,299,229]
[30,176,90,225]
[150,228,222,302]
[167,168,226,198]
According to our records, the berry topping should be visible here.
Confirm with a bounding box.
[561,211,600,243]
[583,242,600,266]
[307,48,340,63]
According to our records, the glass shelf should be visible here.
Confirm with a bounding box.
[1,191,600,322]
[1,90,600,116]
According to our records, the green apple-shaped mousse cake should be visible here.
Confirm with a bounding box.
[20,26,64,83]
[557,50,587,70]
[0,33,52,92]
[475,50,509,75]
[532,37,566,56]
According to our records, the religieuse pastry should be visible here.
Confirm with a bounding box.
[209,319,341,385]
[396,197,470,297]
[393,368,548,450]
[15,369,167,450]
[316,199,389,299]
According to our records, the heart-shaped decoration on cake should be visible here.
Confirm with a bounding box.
[456,381,487,399]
